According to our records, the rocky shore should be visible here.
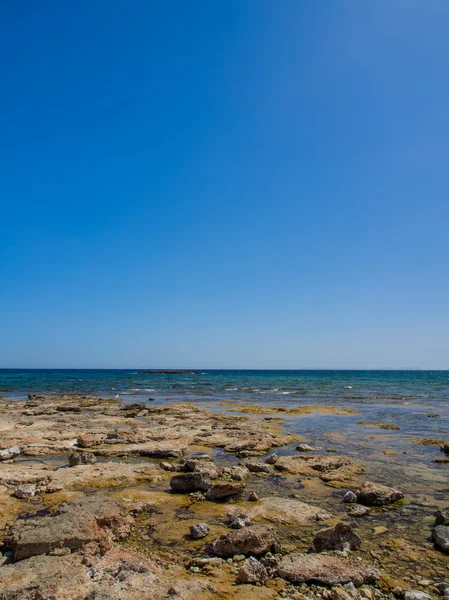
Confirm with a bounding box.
[0,393,448,599]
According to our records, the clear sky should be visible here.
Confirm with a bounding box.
[1,1,448,369]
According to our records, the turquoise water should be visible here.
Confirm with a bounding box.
[1,369,448,407]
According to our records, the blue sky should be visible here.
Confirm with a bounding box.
[1,1,448,369]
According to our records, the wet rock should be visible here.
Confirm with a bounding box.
[297,444,315,452]
[160,461,177,472]
[227,466,250,481]
[435,507,449,526]
[205,481,246,501]
[189,523,210,539]
[312,522,362,552]
[14,484,37,499]
[236,556,268,584]
[243,459,272,474]
[343,491,357,503]
[348,505,371,517]
[185,459,219,479]
[404,592,432,600]
[265,453,278,464]
[0,446,20,461]
[249,496,331,525]
[212,525,279,557]
[355,481,404,506]
[276,553,379,586]
[248,491,259,502]
[9,494,131,561]
[68,451,97,466]
[432,525,449,552]
[170,472,211,493]
[276,455,364,484]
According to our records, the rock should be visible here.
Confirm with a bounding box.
[68,452,96,467]
[0,446,20,461]
[248,492,259,502]
[77,434,104,448]
[355,481,404,506]
[160,461,177,472]
[441,443,449,454]
[212,526,280,557]
[9,494,131,561]
[435,508,449,526]
[14,484,37,499]
[189,491,206,502]
[249,496,331,525]
[185,459,219,479]
[236,557,268,584]
[228,466,250,481]
[170,472,211,493]
[297,444,315,452]
[343,491,357,503]
[189,523,210,539]
[348,505,371,517]
[243,459,272,474]
[312,522,361,552]
[228,510,252,529]
[432,525,449,552]
[404,592,432,600]
[205,481,246,501]
[276,553,379,586]
[276,455,364,484]
[265,454,278,465]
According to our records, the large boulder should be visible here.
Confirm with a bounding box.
[170,472,211,493]
[243,459,272,474]
[249,497,331,526]
[212,525,279,557]
[9,494,131,561]
[355,481,404,506]
[205,481,246,501]
[276,553,379,586]
[312,522,361,552]
[432,525,449,553]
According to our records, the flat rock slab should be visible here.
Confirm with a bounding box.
[9,494,131,561]
[249,497,331,525]
[275,455,364,484]
[276,553,379,586]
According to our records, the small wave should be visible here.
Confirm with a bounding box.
[344,386,353,389]
[225,388,238,391]
[281,391,292,395]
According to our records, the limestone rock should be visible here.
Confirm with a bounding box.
[14,484,37,499]
[249,496,331,526]
[205,481,246,501]
[9,494,131,561]
[265,454,278,464]
[0,446,20,461]
[348,505,371,517]
[189,523,210,539]
[433,525,449,553]
[243,459,272,474]
[170,472,211,493]
[297,444,315,452]
[276,553,379,586]
[68,451,97,467]
[312,522,361,552]
[212,525,279,557]
[236,557,268,584]
[355,481,404,506]
[343,491,357,503]
[435,507,449,526]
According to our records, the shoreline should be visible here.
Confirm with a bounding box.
[0,392,448,599]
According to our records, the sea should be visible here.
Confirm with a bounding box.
[0,369,448,407]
